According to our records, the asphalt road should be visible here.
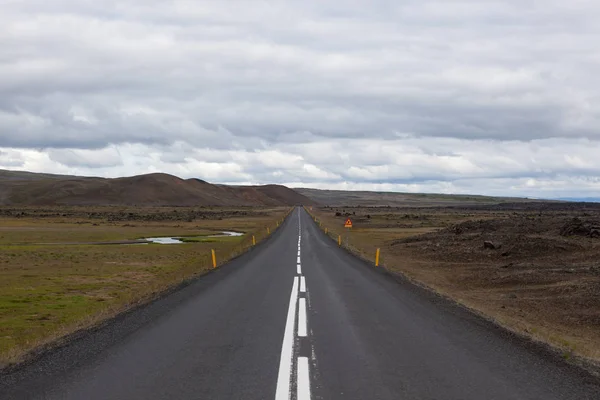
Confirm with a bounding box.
[1,207,600,399]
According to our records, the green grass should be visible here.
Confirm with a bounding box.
[0,207,289,365]
[178,236,239,243]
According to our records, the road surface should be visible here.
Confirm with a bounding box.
[1,207,599,399]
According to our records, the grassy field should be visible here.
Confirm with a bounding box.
[0,206,289,367]
[309,205,600,370]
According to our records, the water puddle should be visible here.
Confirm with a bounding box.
[143,231,244,244]
[144,237,182,244]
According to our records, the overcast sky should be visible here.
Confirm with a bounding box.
[1,0,600,198]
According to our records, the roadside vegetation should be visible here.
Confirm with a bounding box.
[309,204,600,371]
[0,206,288,367]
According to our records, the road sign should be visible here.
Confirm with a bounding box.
[344,218,353,228]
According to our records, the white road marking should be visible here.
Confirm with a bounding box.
[275,277,299,400]
[297,256,301,264]
[298,251,301,256]
[300,276,306,293]
[298,298,307,337]
[297,357,311,400]
[297,264,302,274]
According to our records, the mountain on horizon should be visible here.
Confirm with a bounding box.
[0,169,578,208]
[0,169,315,207]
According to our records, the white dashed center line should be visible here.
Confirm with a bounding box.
[277,211,312,400]
[297,357,312,400]
[298,298,307,337]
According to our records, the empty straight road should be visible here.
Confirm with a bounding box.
[1,207,600,399]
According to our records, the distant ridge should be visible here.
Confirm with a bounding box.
[0,169,315,207]
[555,197,600,203]
[295,188,558,207]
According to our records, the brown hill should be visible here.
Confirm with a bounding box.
[0,170,315,207]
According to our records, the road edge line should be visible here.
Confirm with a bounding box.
[275,276,299,400]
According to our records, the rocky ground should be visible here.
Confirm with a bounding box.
[391,208,600,364]
[313,203,600,369]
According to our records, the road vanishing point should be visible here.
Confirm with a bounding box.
[1,208,600,399]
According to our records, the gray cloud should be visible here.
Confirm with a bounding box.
[1,1,600,197]
[0,150,25,167]
[47,147,123,168]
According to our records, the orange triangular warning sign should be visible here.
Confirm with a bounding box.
[344,218,353,228]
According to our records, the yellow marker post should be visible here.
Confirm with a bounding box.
[338,235,341,246]
[252,235,256,246]
[267,227,270,234]
[325,228,328,234]
[375,248,380,267]
[211,249,217,268]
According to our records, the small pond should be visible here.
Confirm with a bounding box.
[144,231,244,244]
[145,237,182,244]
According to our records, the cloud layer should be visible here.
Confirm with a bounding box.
[1,1,600,198]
